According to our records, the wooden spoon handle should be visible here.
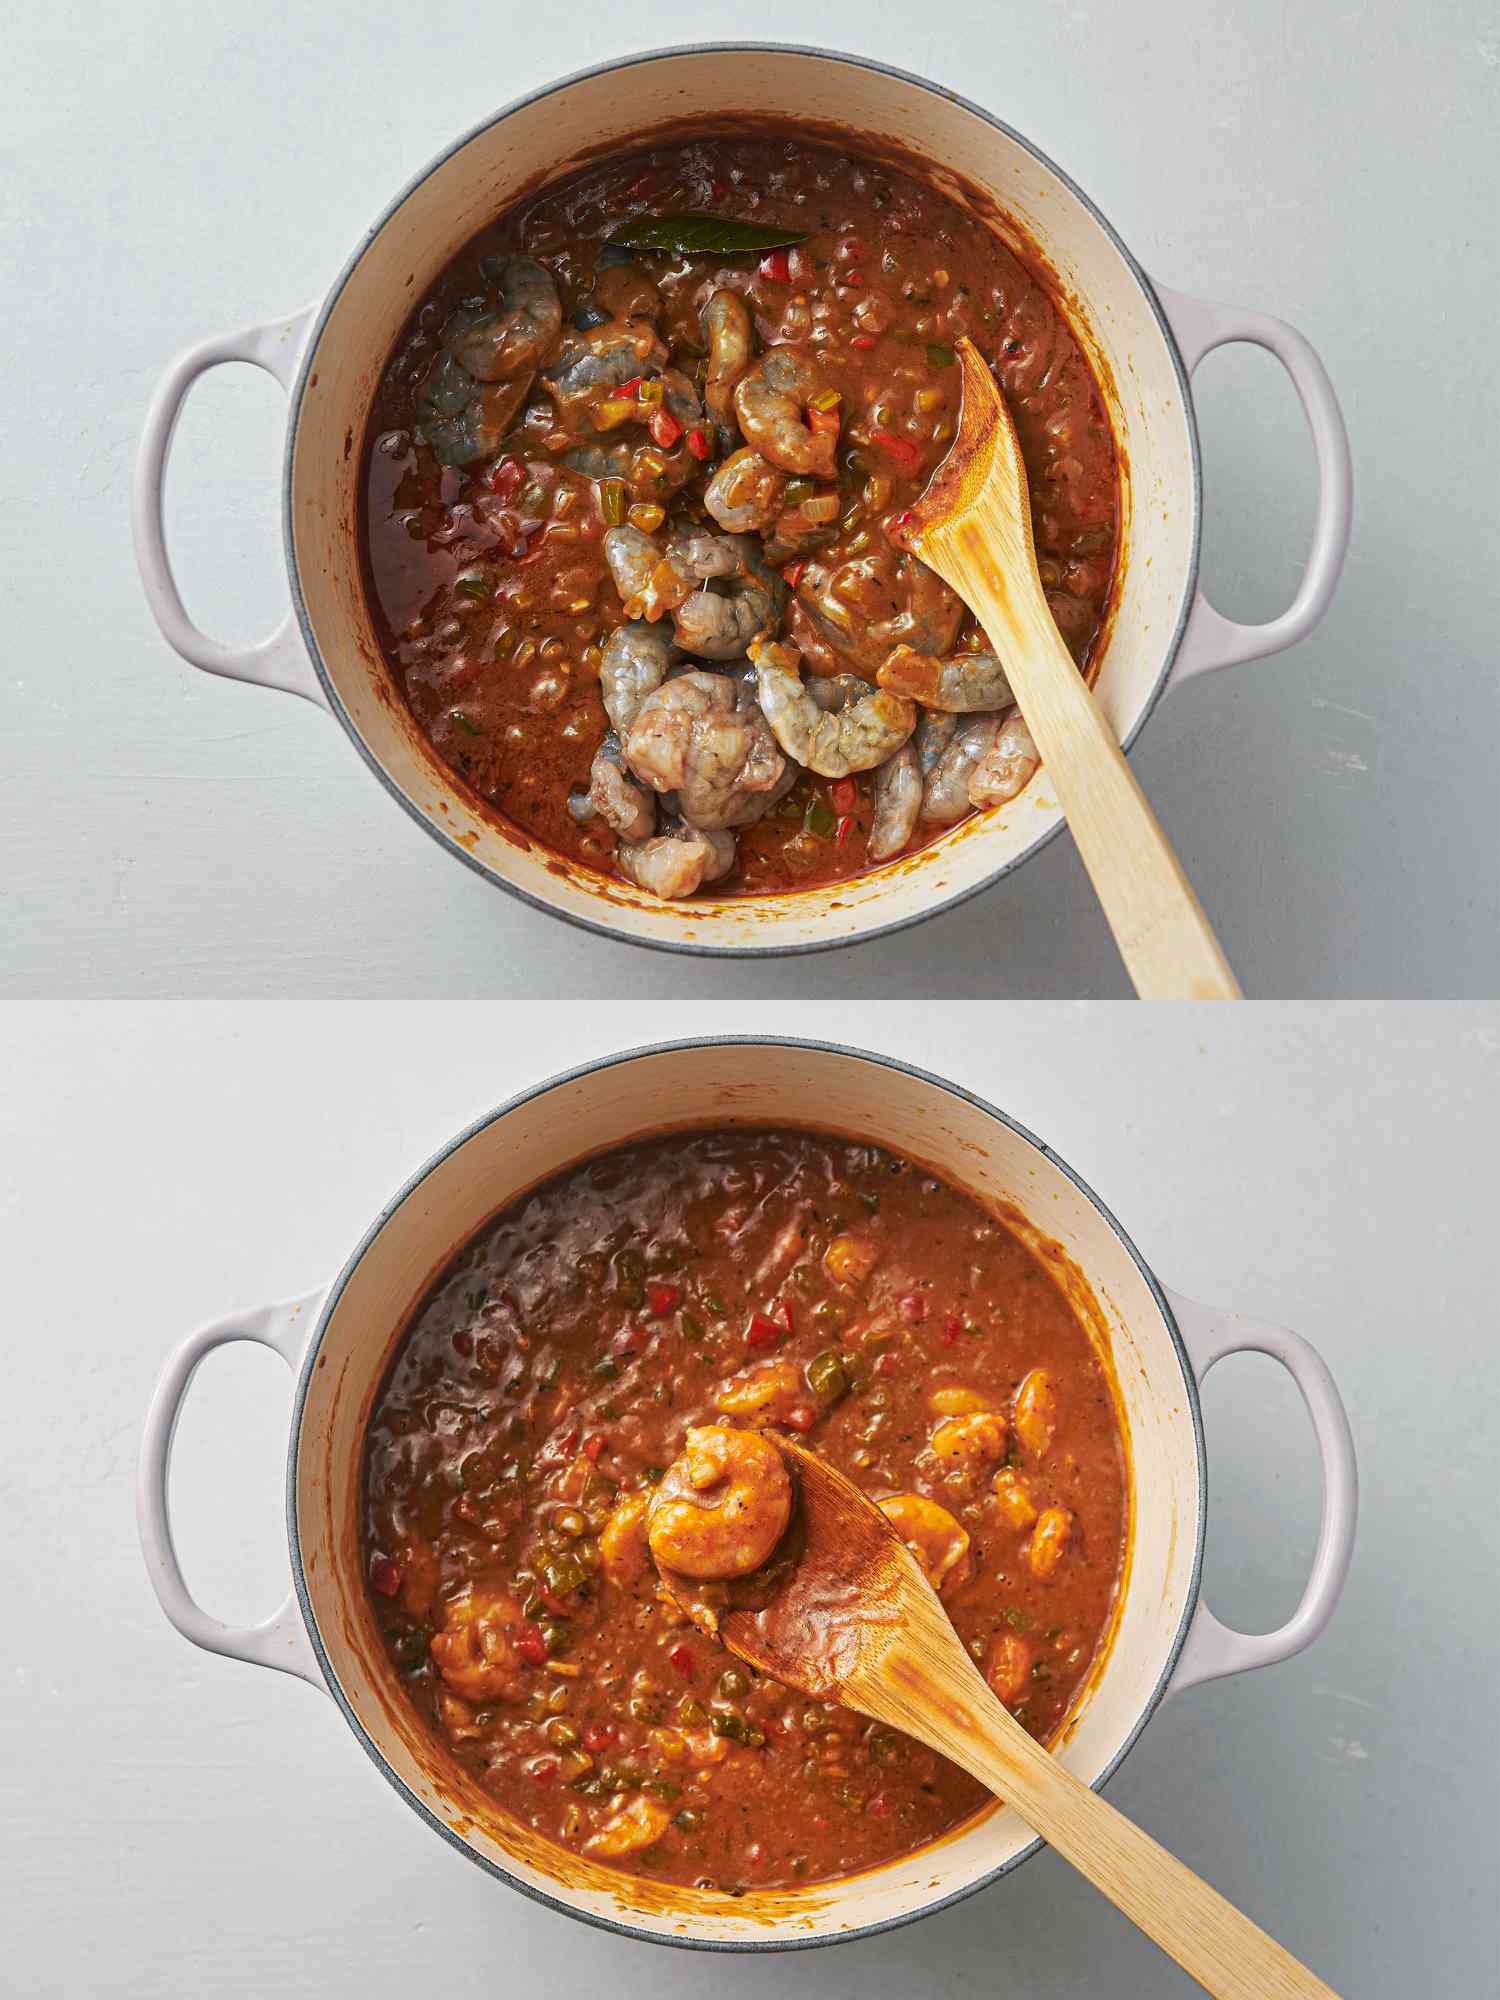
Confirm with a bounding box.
[936,524,1241,1000]
[856,1647,1338,1998]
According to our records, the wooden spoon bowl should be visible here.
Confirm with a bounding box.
[900,338,1242,1000]
[660,1433,1337,1999]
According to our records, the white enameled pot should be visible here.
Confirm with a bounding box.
[138,1038,1356,1949]
[132,44,1351,960]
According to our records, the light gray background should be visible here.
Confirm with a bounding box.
[3,1001,1495,1994]
[2,0,1497,998]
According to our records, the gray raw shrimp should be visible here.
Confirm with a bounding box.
[415,353,528,466]
[566,731,656,842]
[703,448,786,534]
[914,708,958,772]
[415,259,562,466]
[543,318,668,405]
[968,709,1040,807]
[755,659,916,778]
[672,537,785,659]
[605,527,786,659]
[734,347,837,477]
[453,257,563,380]
[868,742,922,861]
[703,289,753,432]
[624,671,786,831]
[598,620,680,734]
[920,713,1003,823]
[795,545,964,675]
[617,821,735,899]
[878,642,1015,713]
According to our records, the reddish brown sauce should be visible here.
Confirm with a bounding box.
[361,137,1119,902]
[362,1129,1127,1892]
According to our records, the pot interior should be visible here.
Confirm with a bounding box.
[292,1041,1201,1945]
[287,48,1196,952]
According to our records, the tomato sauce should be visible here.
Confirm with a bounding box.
[360,137,1119,902]
[362,1129,1128,1892]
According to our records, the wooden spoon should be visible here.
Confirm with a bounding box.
[659,1434,1338,1999]
[897,337,1241,1000]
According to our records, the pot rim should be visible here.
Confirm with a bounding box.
[279,41,1204,960]
[285,1033,1209,1950]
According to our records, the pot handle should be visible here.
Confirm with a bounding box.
[131,307,330,709]
[1155,285,1353,684]
[137,1288,327,1690]
[1162,1288,1357,1695]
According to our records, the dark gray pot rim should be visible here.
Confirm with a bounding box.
[285,1033,1208,1951]
[280,43,1202,960]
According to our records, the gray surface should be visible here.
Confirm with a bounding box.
[3,1000,1496,1995]
[2,0,1497,997]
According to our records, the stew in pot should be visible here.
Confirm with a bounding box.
[361,136,1119,901]
[362,1128,1128,1891]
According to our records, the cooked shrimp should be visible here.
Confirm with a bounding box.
[598,619,678,734]
[429,1585,529,1704]
[868,741,921,861]
[878,643,1014,713]
[929,1409,1008,1470]
[756,656,915,778]
[919,713,1003,824]
[566,731,655,842]
[704,447,786,533]
[616,820,735,899]
[624,671,786,830]
[969,709,1041,808]
[734,347,837,477]
[703,288,753,430]
[879,1493,973,1593]
[453,256,562,380]
[599,1489,652,1587]
[992,1467,1040,1531]
[648,1425,793,1580]
[795,545,964,676]
[824,1232,881,1287]
[584,1793,673,1859]
[985,1628,1034,1705]
[716,1358,804,1426]
[1027,1506,1074,1579]
[1013,1368,1058,1458]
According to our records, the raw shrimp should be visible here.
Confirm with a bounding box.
[598,619,679,734]
[543,317,668,407]
[868,741,922,861]
[914,708,958,772]
[566,731,656,842]
[453,256,562,379]
[969,709,1040,807]
[795,545,964,676]
[704,447,786,534]
[755,657,915,778]
[616,820,735,899]
[734,347,837,477]
[624,671,785,830]
[703,288,753,429]
[607,527,786,659]
[878,643,1014,713]
[648,1426,793,1580]
[415,352,531,468]
[920,713,1003,824]
[673,539,785,659]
